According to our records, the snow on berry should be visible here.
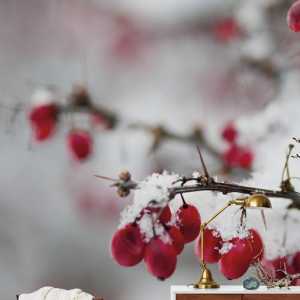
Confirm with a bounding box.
[195,228,223,263]
[219,237,253,279]
[119,172,180,236]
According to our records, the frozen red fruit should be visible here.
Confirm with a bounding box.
[29,103,58,141]
[111,223,145,267]
[219,237,253,279]
[248,229,264,262]
[167,226,185,255]
[67,129,93,161]
[213,18,240,42]
[223,144,253,169]
[176,204,201,243]
[222,122,238,143]
[195,228,223,264]
[287,0,300,32]
[144,237,177,280]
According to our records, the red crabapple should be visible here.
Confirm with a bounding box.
[248,229,264,262]
[167,226,185,255]
[195,228,223,263]
[219,237,253,279]
[144,237,177,280]
[111,223,145,267]
[176,204,201,243]
[222,122,238,143]
[67,129,93,161]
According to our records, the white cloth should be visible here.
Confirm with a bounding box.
[19,287,94,300]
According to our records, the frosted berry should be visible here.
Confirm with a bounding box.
[111,223,145,267]
[144,237,177,280]
[150,205,172,224]
[219,237,253,279]
[176,204,201,243]
[248,229,264,262]
[287,1,300,32]
[67,129,93,161]
[222,122,238,143]
[223,144,253,169]
[29,103,58,141]
[167,226,185,255]
[195,228,223,264]
[213,18,240,42]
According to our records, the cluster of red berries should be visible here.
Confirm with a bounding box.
[111,203,201,280]
[262,252,300,285]
[111,201,265,281]
[221,122,254,170]
[195,228,264,280]
[288,0,300,32]
[29,102,93,161]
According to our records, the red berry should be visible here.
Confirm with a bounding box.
[144,237,177,280]
[223,144,253,169]
[222,122,238,143]
[176,204,201,243]
[29,103,58,141]
[111,223,145,267]
[248,229,264,262]
[293,252,300,272]
[33,120,56,141]
[287,0,300,32]
[29,103,58,125]
[67,129,93,161]
[213,18,240,43]
[167,226,185,255]
[219,238,253,279]
[195,228,223,264]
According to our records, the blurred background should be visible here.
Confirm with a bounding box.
[0,0,300,299]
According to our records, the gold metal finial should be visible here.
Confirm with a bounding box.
[194,265,219,289]
[244,194,272,209]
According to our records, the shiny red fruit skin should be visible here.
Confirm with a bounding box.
[248,229,264,262]
[67,130,92,161]
[144,237,177,280]
[195,228,223,263]
[167,226,185,255]
[177,204,201,243]
[111,223,145,267]
[287,0,300,32]
[222,123,238,143]
[219,238,253,280]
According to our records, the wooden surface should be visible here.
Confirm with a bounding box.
[176,295,241,300]
[176,294,300,300]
